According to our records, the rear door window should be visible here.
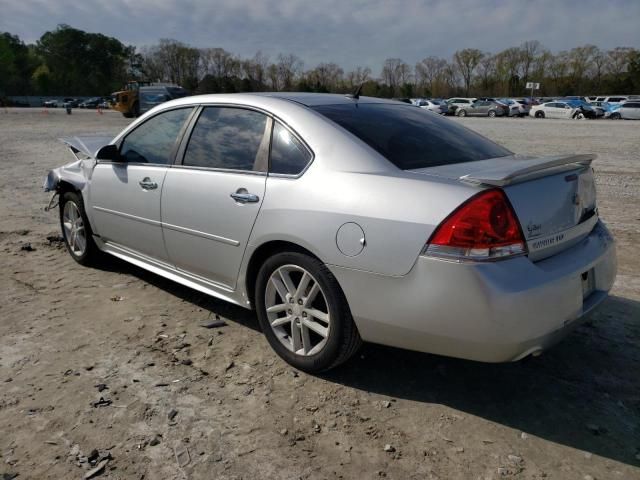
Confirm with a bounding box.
[183,107,270,171]
[312,103,511,170]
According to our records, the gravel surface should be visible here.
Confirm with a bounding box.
[1,108,639,479]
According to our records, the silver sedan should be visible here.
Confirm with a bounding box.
[44,93,617,372]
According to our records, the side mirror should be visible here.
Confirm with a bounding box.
[96,144,122,162]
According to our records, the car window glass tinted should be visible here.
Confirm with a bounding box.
[270,122,312,175]
[120,108,192,164]
[184,107,268,171]
[313,103,512,170]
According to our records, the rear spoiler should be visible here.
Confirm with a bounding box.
[459,154,595,187]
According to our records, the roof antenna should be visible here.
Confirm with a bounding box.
[346,83,363,100]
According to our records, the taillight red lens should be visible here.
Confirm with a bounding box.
[425,189,526,261]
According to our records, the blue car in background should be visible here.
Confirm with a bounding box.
[561,99,598,118]
[591,101,622,119]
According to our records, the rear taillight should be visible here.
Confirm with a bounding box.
[424,189,527,261]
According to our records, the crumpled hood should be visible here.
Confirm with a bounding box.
[59,134,115,159]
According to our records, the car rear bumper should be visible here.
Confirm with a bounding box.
[329,220,617,362]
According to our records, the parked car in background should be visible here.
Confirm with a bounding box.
[562,99,598,119]
[497,99,520,117]
[392,98,413,104]
[456,99,507,117]
[79,97,105,109]
[63,98,80,108]
[43,99,60,108]
[590,101,620,119]
[563,96,592,103]
[414,98,448,114]
[512,98,534,116]
[499,99,531,117]
[98,99,110,110]
[595,96,628,105]
[529,101,585,119]
[445,97,476,115]
[617,100,640,119]
[43,92,616,372]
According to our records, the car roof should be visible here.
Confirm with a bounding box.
[249,92,402,107]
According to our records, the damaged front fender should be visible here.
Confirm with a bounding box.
[43,134,113,193]
[43,160,89,192]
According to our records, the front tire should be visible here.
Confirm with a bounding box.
[457,109,467,117]
[255,251,361,372]
[59,191,100,265]
[535,111,545,118]
[488,110,497,118]
[610,112,621,120]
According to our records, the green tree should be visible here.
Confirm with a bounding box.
[36,24,130,95]
[0,32,38,95]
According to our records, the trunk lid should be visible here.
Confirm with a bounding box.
[410,154,598,261]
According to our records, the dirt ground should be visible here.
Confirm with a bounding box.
[0,108,638,480]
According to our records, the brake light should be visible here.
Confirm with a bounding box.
[424,189,527,261]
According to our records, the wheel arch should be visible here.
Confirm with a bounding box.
[243,240,325,309]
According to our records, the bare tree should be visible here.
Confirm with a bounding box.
[307,62,344,91]
[277,53,303,91]
[141,39,200,90]
[476,54,497,95]
[453,48,484,96]
[608,47,634,76]
[267,63,279,91]
[567,45,598,92]
[519,40,542,85]
[494,47,521,95]
[242,51,269,89]
[415,56,447,96]
[345,66,371,89]
[381,58,411,96]
[548,50,570,94]
[590,47,607,91]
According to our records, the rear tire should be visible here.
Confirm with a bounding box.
[59,191,101,266]
[535,111,545,118]
[255,251,361,372]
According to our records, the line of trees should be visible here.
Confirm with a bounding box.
[1,25,639,100]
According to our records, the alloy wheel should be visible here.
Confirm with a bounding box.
[62,201,87,256]
[265,265,331,356]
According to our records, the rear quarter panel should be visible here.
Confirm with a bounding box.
[249,162,478,277]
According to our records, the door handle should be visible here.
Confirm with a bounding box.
[139,177,158,190]
[230,189,259,203]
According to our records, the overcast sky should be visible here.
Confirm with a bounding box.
[2,0,639,72]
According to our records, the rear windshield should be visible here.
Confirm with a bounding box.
[312,103,511,170]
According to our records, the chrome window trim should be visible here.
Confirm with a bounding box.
[170,164,267,177]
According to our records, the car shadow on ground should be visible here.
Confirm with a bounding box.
[325,295,640,468]
[93,256,261,333]
[95,258,639,467]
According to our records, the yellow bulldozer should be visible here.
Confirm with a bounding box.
[110,81,189,118]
